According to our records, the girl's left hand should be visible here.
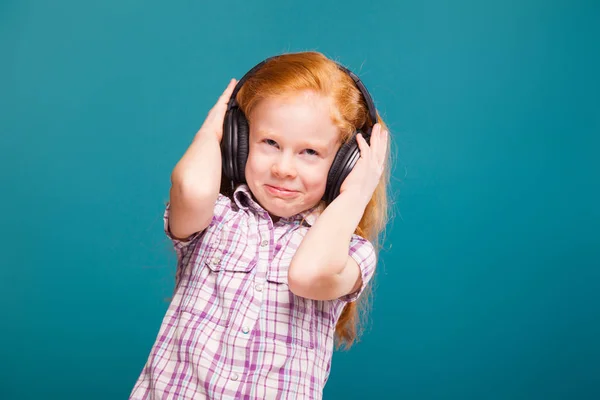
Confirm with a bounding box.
[339,123,389,204]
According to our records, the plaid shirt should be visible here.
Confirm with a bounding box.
[130,185,376,399]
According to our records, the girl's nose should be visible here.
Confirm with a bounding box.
[271,154,297,179]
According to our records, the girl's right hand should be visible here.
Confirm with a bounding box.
[195,78,237,142]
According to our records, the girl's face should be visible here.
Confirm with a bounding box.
[245,90,341,221]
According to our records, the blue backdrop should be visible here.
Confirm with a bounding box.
[1,0,598,398]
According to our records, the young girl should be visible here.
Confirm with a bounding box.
[130,51,391,399]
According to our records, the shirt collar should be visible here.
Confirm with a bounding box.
[232,184,324,227]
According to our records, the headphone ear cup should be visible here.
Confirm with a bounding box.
[325,140,351,200]
[235,109,250,184]
[324,131,367,203]
[221,108,236,182]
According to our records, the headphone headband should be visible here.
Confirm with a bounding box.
[227,55,377,127]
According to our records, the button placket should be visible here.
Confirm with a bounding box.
[220,225,229,240]
[254,222,271,300]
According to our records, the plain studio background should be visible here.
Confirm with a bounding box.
[1,0,599,399]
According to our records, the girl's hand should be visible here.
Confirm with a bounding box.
[339,123,388,205]
[195,78,237,142]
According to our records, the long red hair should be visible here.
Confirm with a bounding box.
[229,51,391,349]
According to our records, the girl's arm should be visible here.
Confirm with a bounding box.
[168,79,237,240]
[288,124,388,300]
[288,189,370,300]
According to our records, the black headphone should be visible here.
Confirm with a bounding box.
[221,55,378,204]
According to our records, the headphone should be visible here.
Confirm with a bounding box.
[221,55,378,204]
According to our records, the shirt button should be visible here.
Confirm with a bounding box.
[242,326,250,334]
[231,373,239,381]
[260,240,268,247]
[255,284,263,292]
[211,257,221,265]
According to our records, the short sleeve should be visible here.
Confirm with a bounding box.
[163,193,234,276]
[340,235,377,303]
[163,202,202,262]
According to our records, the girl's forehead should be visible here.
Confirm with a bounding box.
[250,94,341,148]
[251,91,335,122]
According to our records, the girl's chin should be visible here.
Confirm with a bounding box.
[262,204,297,219]
[259,198,302,218]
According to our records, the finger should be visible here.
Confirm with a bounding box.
[364,124,380,164]
[218,78,237,106]
[368,125,382,166]
[376,129,389,168]
[356,133,369,157]
[206,79,237,123]
[369,124,380,151]
[212,78,237,113]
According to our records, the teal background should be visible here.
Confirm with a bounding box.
[1,0,598,398]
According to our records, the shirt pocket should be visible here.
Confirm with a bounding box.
[179,220,257,327]
[265,256,316,349]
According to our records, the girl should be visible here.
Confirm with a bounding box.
[130,51,391,399]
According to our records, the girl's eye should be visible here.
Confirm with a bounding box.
[262,139,318,156]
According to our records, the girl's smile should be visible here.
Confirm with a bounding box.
[265,184,299,198]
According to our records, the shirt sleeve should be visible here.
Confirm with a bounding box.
[340,235,377,303]
[163,193,233,284]
[163,202,202,261]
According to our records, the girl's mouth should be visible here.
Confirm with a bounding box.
[265,185,298,198]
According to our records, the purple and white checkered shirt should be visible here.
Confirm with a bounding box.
[130,185,376,399]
